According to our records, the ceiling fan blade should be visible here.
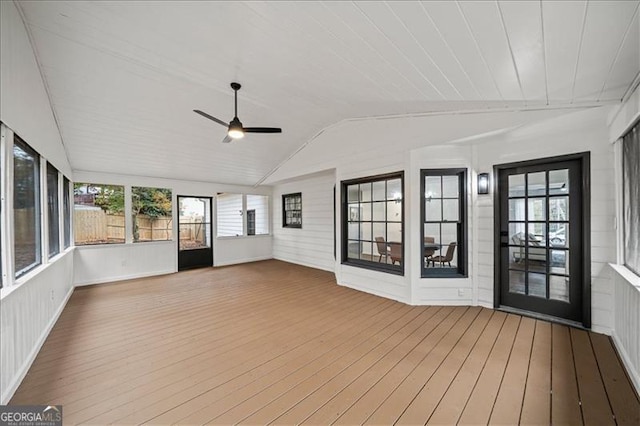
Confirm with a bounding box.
[221,135,232,144]
[194,110,228,127]
[243,127,282,133]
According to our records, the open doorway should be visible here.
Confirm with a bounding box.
[178,196,213,270]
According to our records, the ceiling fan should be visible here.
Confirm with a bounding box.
[194,82,282,143]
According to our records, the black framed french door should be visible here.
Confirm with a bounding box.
[495,153,590,326]
[177,196,213,271]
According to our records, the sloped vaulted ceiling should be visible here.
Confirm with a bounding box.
[16,0,640,186]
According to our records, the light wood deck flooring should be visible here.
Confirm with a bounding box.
[10,260,640,425]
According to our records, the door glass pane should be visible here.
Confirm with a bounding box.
[509,271,526,294]
[509,246,525,270]
[425,199,442,221]
[549,223,568,248]
[528,198,546,221]
[179,197,211,250]
[442,199,459,222]
[529,258,546,273]
[442,175,459,198]
[509,199,525,221]
[528,272,546,298]
[528,223,545,246]
[549,169,569,195]
[550,249,569,275]
[550,275,570,302]
[549,196,569,221]
[509,174,525,197]
[528,172,546,196]
[509,223,526,244]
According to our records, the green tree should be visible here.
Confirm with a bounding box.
[132,187,172,241]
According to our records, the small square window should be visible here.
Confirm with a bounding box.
[282,193,302,228]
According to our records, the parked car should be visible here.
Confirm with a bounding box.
[549,227,566,246]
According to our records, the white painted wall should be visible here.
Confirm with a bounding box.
[72,171,272,286]
[0,2,74,404]
[0,1,71,177]
[272,170,336,272]
[216,193,243,237]
[0,251,74,403]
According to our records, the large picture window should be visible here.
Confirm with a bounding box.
[132,187,173,242]
[63,176,71,249]
[283,193,302,228]
[342,172,404,274]
[421,169,467,277]
[47,163,60,258]
[14,136,41,277]
[623,121,639,276]
[74,183,125,245]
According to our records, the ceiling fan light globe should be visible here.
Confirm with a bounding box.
[228,128,245,139]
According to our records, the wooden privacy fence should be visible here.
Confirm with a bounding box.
[178,216,206,242]
[74,209,175,244]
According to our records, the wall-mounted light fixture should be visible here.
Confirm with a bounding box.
[477,173,490,195]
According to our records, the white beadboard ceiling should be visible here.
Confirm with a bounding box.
[17,0,640,186]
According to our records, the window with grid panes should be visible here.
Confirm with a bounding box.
[342,172,404,274]
[282,192,302,228]
[421,169,467,277]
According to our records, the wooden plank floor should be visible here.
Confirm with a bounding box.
[10,260,640,425]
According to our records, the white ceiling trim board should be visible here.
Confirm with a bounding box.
[384,1,462,99]
[455,0,505,100]
[540,0,550,105]
[597,2,640,102]
[352,2,444,100]
[570,1,589,103]
[496,0,526,101]
[419,1,483,100]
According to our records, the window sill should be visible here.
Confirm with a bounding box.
[75,240,174,249]
[341,259,404,276]
[216,234,271,240]
[1,248,74,300]
[610,264,640,289]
